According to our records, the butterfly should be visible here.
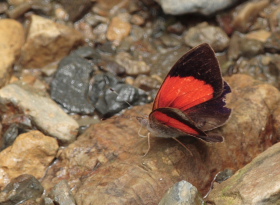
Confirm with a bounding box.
[137,43,231,145]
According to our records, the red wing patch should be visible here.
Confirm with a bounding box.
[153,76,214,110]
[151,110,200,136]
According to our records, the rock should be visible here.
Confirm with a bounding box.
[59,0,93,22]
[50,54,95,115]
[246,30,271,42]
[0,19,25,88]
[232,0,270,33]
[155,0,236,15]
[20,15,84,68]
[184,22,229,52]
[159,180,204,205]
[268,6,280,32]
[0,174,44,204]
[206,142,280,205]
[50,180,76,205]
[115,52,150,75]
[0,83,79,144]
[107,16,132,42]
[0,131,58,188]
[89,73,149,117]
[264,31,280,53]
[133,74,162,91]
[41,74,280,204]
[228,32,264,60]
[7,0,30,6]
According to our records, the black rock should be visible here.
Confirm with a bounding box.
[51,54,95,115]
[0,174,44,204]
[89,73,149,118]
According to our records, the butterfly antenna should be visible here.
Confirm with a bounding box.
[110,88,133,107]
[172,137,193,156]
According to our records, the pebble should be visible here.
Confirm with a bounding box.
[155,0,236,15]
[107,16,132,42]
[89,73,149,117]
[51,53,95,115]
[50,180,76,205]
[0,174,44,204]
[0,19,25,87]
[232,0,270,32]
[0,83,79,143]
[115,52,150,75]
[184,22,229,52]
[20,15,84,68]
[0,131,58,187]
[159,180,203,205]
[59,0,93,21]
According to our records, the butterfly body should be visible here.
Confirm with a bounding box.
[139,43,231,143]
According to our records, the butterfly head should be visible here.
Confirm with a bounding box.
[136,116,149,127]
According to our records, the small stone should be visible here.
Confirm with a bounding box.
[20,15,84,68]
[51,180,76,205]
[0,174,44,204]
[184,22,229,52]
[0,131,58,187]
[131,14,145,26]
[59,0,93,22]
[155,0,236,15]
[107,16,132,42]
[0,83,79,143]
[115,52,150,75]
[134,74,161,91]
[232,0,270,32]
[264,31,280,53]
[159,180,204,205]
[0,19,25,87]
[246,30,271,42]
[51,54,95,115]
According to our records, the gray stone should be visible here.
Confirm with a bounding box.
[155,0,236,15]
[0,83,79,144]
[159,180,204,205]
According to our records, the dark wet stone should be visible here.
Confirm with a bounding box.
[0,174,44,205]
[59,0,93,22]
[159,180,204,205]
[51,54,95,115]
[215,169,234,183]
[51,180,75,205]
[264,32,280,53]
[89,73,149,117]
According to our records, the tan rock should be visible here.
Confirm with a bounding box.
[246,30,271,42]
[107,16,131,42]
[0,19,25,88]
[20,15,84,68]
[7,0,31,6]
[42,74,280,204]
[206,142,280,205]
[0,130,59,188]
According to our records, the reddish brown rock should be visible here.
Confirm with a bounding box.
[0,19,25,87]
[107,16,131,42]
[20,15,84,68]
[41,74,280,204]
[206,142,280,205]
[0,131,59,189]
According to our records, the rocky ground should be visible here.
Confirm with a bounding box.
[0,0,280,204]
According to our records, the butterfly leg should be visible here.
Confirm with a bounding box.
[142,132,151,157]
[172,137,193,156]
